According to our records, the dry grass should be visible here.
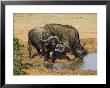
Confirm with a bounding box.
[81,38,97,53]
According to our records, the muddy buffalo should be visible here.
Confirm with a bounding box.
[28,27,60,62]
[44,24,88,60]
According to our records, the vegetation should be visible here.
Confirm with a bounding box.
[13,37,26,75]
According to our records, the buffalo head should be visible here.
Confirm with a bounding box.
[74,44,88,59]
[40,35,61,62]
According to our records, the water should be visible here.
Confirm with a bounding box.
[25,53,97,70]
[50,53,97,70]
[80,53,97,70]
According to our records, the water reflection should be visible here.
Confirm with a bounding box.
[25,53,97,70]
[49,53,97,70]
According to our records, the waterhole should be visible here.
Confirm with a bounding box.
[25,53,97,70]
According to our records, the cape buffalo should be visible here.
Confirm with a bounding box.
[28,27,60,62]
[44,24,88,60]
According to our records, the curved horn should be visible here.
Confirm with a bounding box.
[40,36,46,42]
[41,35,61,44]
[40,36,53,42]
[53,36,61,44]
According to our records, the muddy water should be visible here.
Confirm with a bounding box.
[45,53,97,70]
[25,53,97,70]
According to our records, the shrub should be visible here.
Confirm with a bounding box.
[13,37,25,75]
